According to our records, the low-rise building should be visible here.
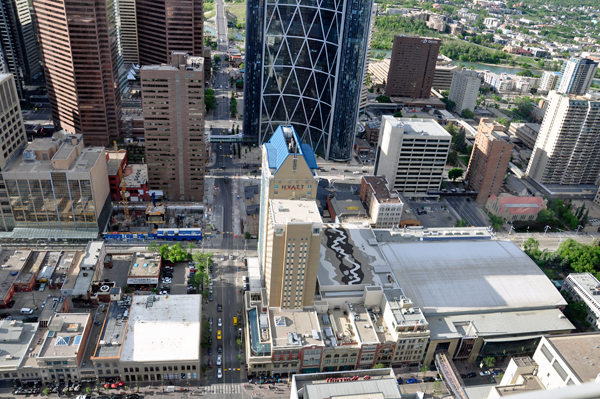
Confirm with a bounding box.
[0,319,40,382]
[364,121,381,145]
[359,176,404,228]
[486,194,545,221]
[36,314,93,382]
[327,192,369,224]
[509,122,540,149]
[562,273,600,331]
[126,252,162,291]
[0,249,32,307]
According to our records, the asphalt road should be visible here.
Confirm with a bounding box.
[444,196,488,227]
[215,0,228,52]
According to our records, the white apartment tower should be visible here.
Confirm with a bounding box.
[373,116,451,197]
[118,0,139,64]
[448,69,480,113]
[526,91,600,186]
[540,71,561,92]
[556,57,598,95]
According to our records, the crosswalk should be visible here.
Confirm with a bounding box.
[205,383,242,394]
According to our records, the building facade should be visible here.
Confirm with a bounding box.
[465,118,514,204]
[373,116,451,197]
[118,0,139,64]
[0,0,41,99]
[257,126,319,272]
[33,0,123,146]
[432,55,457,92]
[448,69,480,113]
[540,71,561,92]
[243,0,374,160]
[385,36,440,99]
[562,273,600,331]
[485,194,545,222]
[526,91,600,186]
[508,122,540,150]
[264,199,322,309]
[556,57,598,95]
[359,4,377,114]
[2,133,111,232]
[135,0,203,65]
[359,176,404,228]
[141,52,205,202]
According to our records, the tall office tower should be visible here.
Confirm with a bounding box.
[359,3,377,113]
[384,36,439,99]
[556,58,598,95]
[465,118,514,204]
[526,91,600,186]
[118,0,139,64]
[448,69,480,113]
[263,199,322,309]
[374,115,451,197]
[135,0,203,65]
[33,0,123,146]
[243,0,374,160]
[0,74,28,230]
[540,71,561,92]
[141,52,205,202]
[0,0,41,99]
[258,126,319,274]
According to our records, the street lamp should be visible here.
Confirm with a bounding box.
[576,225,584,234]
[508,225,515,235]
[543,225,551,236]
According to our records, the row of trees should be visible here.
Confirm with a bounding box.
[524,237,600,278]
[230,91,238,117]
[536,199,589,231]
[440,40,509,64]
[372,16,437,50]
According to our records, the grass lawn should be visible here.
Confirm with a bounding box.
[458,155,470,165]
[204,3,216,19]
[227,3,246,25]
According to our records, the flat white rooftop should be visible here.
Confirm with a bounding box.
[271,199,321,224]
[379,240,567,315]
[120,295,201,363]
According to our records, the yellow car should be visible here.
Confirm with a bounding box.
[217,330,222,340]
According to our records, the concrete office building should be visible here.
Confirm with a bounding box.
[359,4,378,114]
[532,334,600,389]
[556,57,598,95]
[385,36,440,99]
[0,74,28,230]
[374,116,451,197]
[141,52,205,202]
[0,0,41,99]
[526,91,600,187]
[359,176,404,228]
[135,0,203,66]
[243,0,374,160]
[257,126,319,272]
[33,0,122,146]
[2,133,111,232]
[118,0,139,64]
[449,69,480,113]
[263,199,322,309]
[465,118,514,204]
[0,319,40,382]
[540,71,561,92]
[562,273,600,331]
[432,54,457,92]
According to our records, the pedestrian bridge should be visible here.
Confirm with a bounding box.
[435,351,468,399]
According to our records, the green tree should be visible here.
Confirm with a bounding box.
[421,365,429,377]
[461,108,475,119]
[448,167,464,181]
[373,363,385,369]
[375,95,391,103]
[205,89,217,110]
[447,150,459,166]
[484,357,496,367]
[43,388,50,396]
[148,241,159,252]
[496,117,510,129]
[214,54,221,63]
[85,387,92,394]
[236,125,240,134]
[489,214,504,230]
[159,243,170,259]
[167,243,188,263]
[238,354,243,361]
[446,123,458,137]
[239,62,244,69]
[454,127,467,153]
[455,219,469,227]
[230,95,238,117]
[244,231,252,239]
[237,338,244,348]
[393,111,403,118]
[537,208,556,225]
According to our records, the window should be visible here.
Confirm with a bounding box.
[124,368,129,373]
[135,368,139,372]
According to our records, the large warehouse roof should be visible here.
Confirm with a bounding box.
[379,240,566,315]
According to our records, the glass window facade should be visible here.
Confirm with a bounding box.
[243,0,373,160]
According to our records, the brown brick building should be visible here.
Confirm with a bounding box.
[33,0,122,147]
[385,36,440,99]
[141,52,205,202]
[136,0,204,65]
[466,118,514,204]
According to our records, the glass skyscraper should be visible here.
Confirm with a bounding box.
[243,0,373,160]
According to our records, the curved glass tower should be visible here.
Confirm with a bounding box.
[243,0,373,160]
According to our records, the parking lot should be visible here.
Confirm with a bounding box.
[444,196,489,227]
[408,200,457,228]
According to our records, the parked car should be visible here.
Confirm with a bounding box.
[423,377,435,382]
[480,370,491,376]
[466,372,477,378]
[406,378,419,384]
[217,355,222,366]
[217,368,222,379]
[208,358,213,368]
[217,344,223,353]
[217,304,222,312]
[208,293,213,302]
[218,318,222,327]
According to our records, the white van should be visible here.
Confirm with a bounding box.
[20,308,34,315]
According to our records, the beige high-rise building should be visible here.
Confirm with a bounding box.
[141,52,205,202]
[264,199,322,309]
[527,91,600,186]
[449,69,480,113]
[119,0,139,64]
[257,126,319,274]
[33,0,123,146]
[136,0,203,65]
